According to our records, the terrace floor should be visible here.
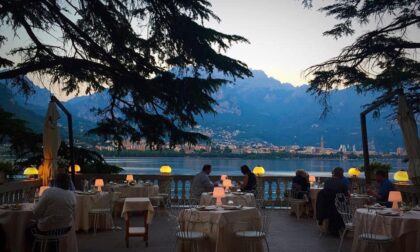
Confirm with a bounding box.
[77,208,353,252]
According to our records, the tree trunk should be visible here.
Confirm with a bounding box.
[397,94,420,185]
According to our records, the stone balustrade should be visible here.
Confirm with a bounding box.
[0,179,41,204]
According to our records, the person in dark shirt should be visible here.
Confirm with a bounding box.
[324,167,349,196]
[368,170,394,206]
[291,169,310,199]
[240,165,257,193]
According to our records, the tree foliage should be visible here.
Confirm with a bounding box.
[302,0,420,117]
[0,0,251,147]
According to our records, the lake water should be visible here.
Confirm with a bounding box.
[105,157,406,176]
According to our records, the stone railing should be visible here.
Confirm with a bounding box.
[75,174,334,207]
[0,179,41,204]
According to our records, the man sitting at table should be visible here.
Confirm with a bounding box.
[34,174,76,232]
[49,167,76,191]
[191,164,215,198]
[324,167,349,196]
[368,170,394,207]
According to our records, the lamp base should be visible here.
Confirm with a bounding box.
[392,201,399,209]
[216,198,222,206]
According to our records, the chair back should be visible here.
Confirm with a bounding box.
[335,193,352,225]
[359,210,392,241]
[177,209,211,238]
[92,192,112,209]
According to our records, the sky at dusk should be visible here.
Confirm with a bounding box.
[1,0,417,97]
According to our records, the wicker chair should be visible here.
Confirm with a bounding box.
[235,209,270,252]
[335,193,353,252]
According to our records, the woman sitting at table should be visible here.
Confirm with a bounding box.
[240,165,257,193]
[291,169,309,199]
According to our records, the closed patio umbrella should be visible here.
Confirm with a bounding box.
[397,94,420,185]
[38,101,61,186]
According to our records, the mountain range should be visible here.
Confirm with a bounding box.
[0,70,405,151]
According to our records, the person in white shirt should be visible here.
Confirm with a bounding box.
[191,164,215,198]
[34,173,76,232]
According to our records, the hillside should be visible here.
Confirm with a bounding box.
[0,71,405,151]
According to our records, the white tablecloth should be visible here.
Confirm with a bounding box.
[121,197,154,224]
[75,192,112,231]
[200,192,256,207]
[352,208,420,252]
[177,207,262,252]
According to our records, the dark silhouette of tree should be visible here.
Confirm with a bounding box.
[301,0,420,183]
[301,0,419,116]
[0,0,251,148]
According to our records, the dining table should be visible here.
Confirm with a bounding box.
[105,183,159,198]
[0,202,78,252]
[177,206,262,252]
[200,192,257,207]
[351,208,420,252]
[74,191,113,232]
[121,197,155,224]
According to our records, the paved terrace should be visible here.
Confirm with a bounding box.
[77,208,352,252]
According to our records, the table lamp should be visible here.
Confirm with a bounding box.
[348,167,361,177]
[221,175,227,181]
[68,164,81,173]
[213,187,225,206]
[388,191,402,209]
[95,179,104,192]
[309,175,316,186]
[160,165,172,175]
[24,166,38,179]
[223,179,232,191]
[126,174,134,183]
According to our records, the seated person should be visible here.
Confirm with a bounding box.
[34,173,76,233]
[191,164,215,198]
[324,167,349,196]
[368,170,394,207]
[240,165,257,193]
[291,169,309,199]
[48,167,76,191]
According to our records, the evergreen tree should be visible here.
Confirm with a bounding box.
[0,0,251,147]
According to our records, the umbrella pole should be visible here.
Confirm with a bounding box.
[51,96,76,185]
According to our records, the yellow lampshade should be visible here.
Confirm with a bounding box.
[348,167,361,177]
[223,179,232,189]
[393,170,409,182]
[24,167,38,176]
[126,174,134,182]
[68,164,81,173]
[213,186,225,206]
[160,165,172,174]
[253,166,265,176]
[39,186,50,197]
[221,175,227,181]
[309,175,316,183]
[95,179,104,191]
[388,191,402,209]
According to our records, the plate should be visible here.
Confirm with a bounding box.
[221,205,243,210]
[232,192,245,195]
[411,207,420,211]
[377,210,399,216]
[0,205,10,209]
[203,206,217,211]
[366,204,385,209]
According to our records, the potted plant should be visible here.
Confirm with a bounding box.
[360,161,392,182]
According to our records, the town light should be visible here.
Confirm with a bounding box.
[253,166,265,176]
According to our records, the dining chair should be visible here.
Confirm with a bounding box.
[174,209,210,252]
[125,210,149,248]
[335,193,353,252]
[287,188,309,219]
[31,227,70,252]
[88,192,114,235]
[235,209,270,252]
[358,211,393,252]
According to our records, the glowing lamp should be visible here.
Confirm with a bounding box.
[160,165,172,174]
[253,166,265,176]
[223,179,232,190]
[68,164,81,173]
[348,167,361,177]
[309,175,316,183]
[95,179,104,192]
[393,170,409,183]
[221,175,227,181]
[126,174,134,182]
[24,167,38,177]
[213,187,225,206]
[39,186,50,197]
[388,191,402,209]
